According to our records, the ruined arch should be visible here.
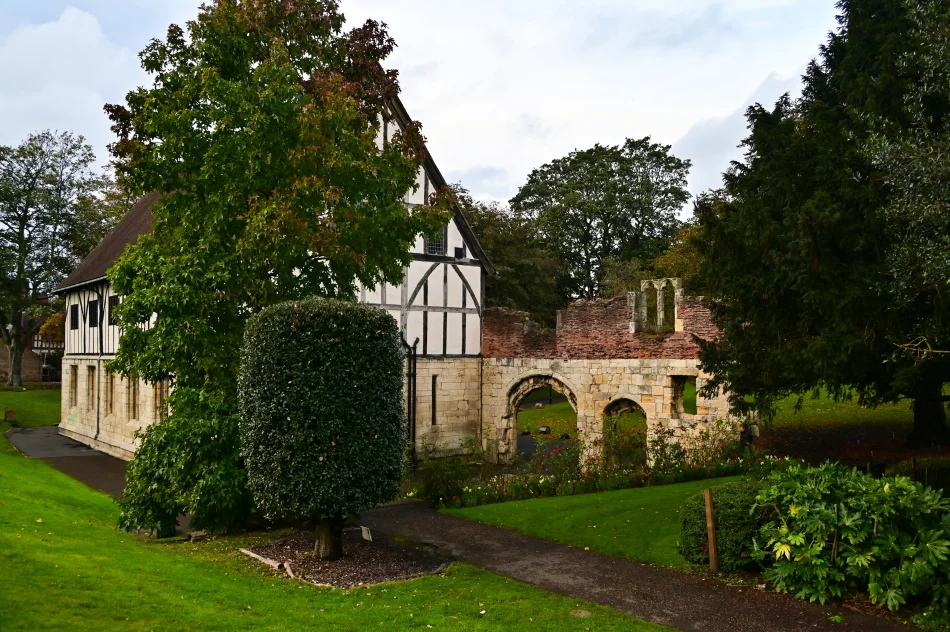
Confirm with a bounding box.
[502,372,580,457]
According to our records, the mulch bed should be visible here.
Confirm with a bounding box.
[248,529,447,588]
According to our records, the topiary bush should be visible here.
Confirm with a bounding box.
[238,298,405,560]
[680,478,767,571]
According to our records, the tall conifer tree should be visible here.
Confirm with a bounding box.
[696,0,950,444]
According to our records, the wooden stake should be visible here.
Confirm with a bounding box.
[704,488,719,574]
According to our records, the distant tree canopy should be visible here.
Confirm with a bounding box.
[455,186,561,325]
[696,0,950,445]
[111,0,447,534]
[510,138,689,301]
[0,130,115,386]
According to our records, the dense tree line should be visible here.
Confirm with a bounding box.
[465,138,693,325]
[0,131,123,386]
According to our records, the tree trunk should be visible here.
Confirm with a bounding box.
[7,340,25,388]
[909,381,950,447]
[314,515,344,561]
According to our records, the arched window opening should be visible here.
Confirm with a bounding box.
[602,398,648,468]
[661,281,676,333]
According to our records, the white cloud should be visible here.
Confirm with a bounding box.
[0,1,838,205]
[0,8,144,163]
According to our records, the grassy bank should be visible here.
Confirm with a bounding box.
[0,388,61,428]
[445,477,741,568]
[0,424,666,631]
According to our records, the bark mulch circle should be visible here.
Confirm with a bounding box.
[249,529,447,588]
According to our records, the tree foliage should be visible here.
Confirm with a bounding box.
[867,0,950,360]
[238,299,405,560]
[109,0,446,533]
[455,186,562,324]
[696,0,950,444]
[0,131,99,386]
[511,138,689,300]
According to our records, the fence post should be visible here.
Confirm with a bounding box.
[704,488,719,574]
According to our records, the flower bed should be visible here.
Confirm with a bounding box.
[410,419,787,509]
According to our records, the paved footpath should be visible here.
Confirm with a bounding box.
[6,426,127,500]
[363,501,909,632]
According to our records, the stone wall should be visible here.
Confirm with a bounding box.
[481,357,731,459]
[414,357,482,456]
[479,287,734,460]
[60,359,163,460]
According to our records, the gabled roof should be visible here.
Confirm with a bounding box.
[54,192,160,294]
[389,95,496,276]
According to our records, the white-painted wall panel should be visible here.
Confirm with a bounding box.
[446,313,464,355]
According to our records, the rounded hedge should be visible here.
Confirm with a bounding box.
[680,478,768,571]
[238,298,405,522]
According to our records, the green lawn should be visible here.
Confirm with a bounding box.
[517,402,646,439]
[770,390,913,430]
[0,388,61,428]
[0,425,666,631]
[445,477,742,568]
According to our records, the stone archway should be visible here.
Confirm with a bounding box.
[502,373,579,459]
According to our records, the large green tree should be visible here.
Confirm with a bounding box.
[696,0,950,445]
[867,0,950,360]
[0,131,99,386]
[108,0,446,533]
[511,138,689,301]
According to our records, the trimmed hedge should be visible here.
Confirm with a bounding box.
[680,478,767,571]
[238,298,405,522]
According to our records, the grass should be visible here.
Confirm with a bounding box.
[0,388,61,428]
[445,477,742,568]
[0,424,667,631]
[770,390,913,430]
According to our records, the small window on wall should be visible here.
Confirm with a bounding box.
[129,376,139,421]
[69,367,78,408]
[425,226,447,256]
[108,295,120,326]
[431,375,438,426]
[69,304,79,330]
[154,380,170,421]
[86,366,96,410]
[88,300,100,328]
[105,372,115,415]
[671,376,698,415]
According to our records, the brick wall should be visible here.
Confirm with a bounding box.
[0,346,44,383]
[483,294,718,360]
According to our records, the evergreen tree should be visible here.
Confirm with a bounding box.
[696,0,950,444]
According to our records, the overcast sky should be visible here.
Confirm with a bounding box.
[0,1,838,205]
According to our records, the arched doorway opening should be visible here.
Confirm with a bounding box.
[602,397,649,469]
[505,375,578,460]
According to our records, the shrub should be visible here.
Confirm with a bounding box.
[753,462,950,611]
[680,478,767,571]
[238,299,405,560]
[415,453,471,506]
[118,388,251,536]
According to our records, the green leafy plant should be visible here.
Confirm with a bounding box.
[238,299,406,560]
[680,478,767,571]
[753,462,950,610]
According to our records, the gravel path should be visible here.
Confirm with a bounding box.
[363,501,910,632]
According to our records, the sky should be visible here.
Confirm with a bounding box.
[0,1,840,206]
